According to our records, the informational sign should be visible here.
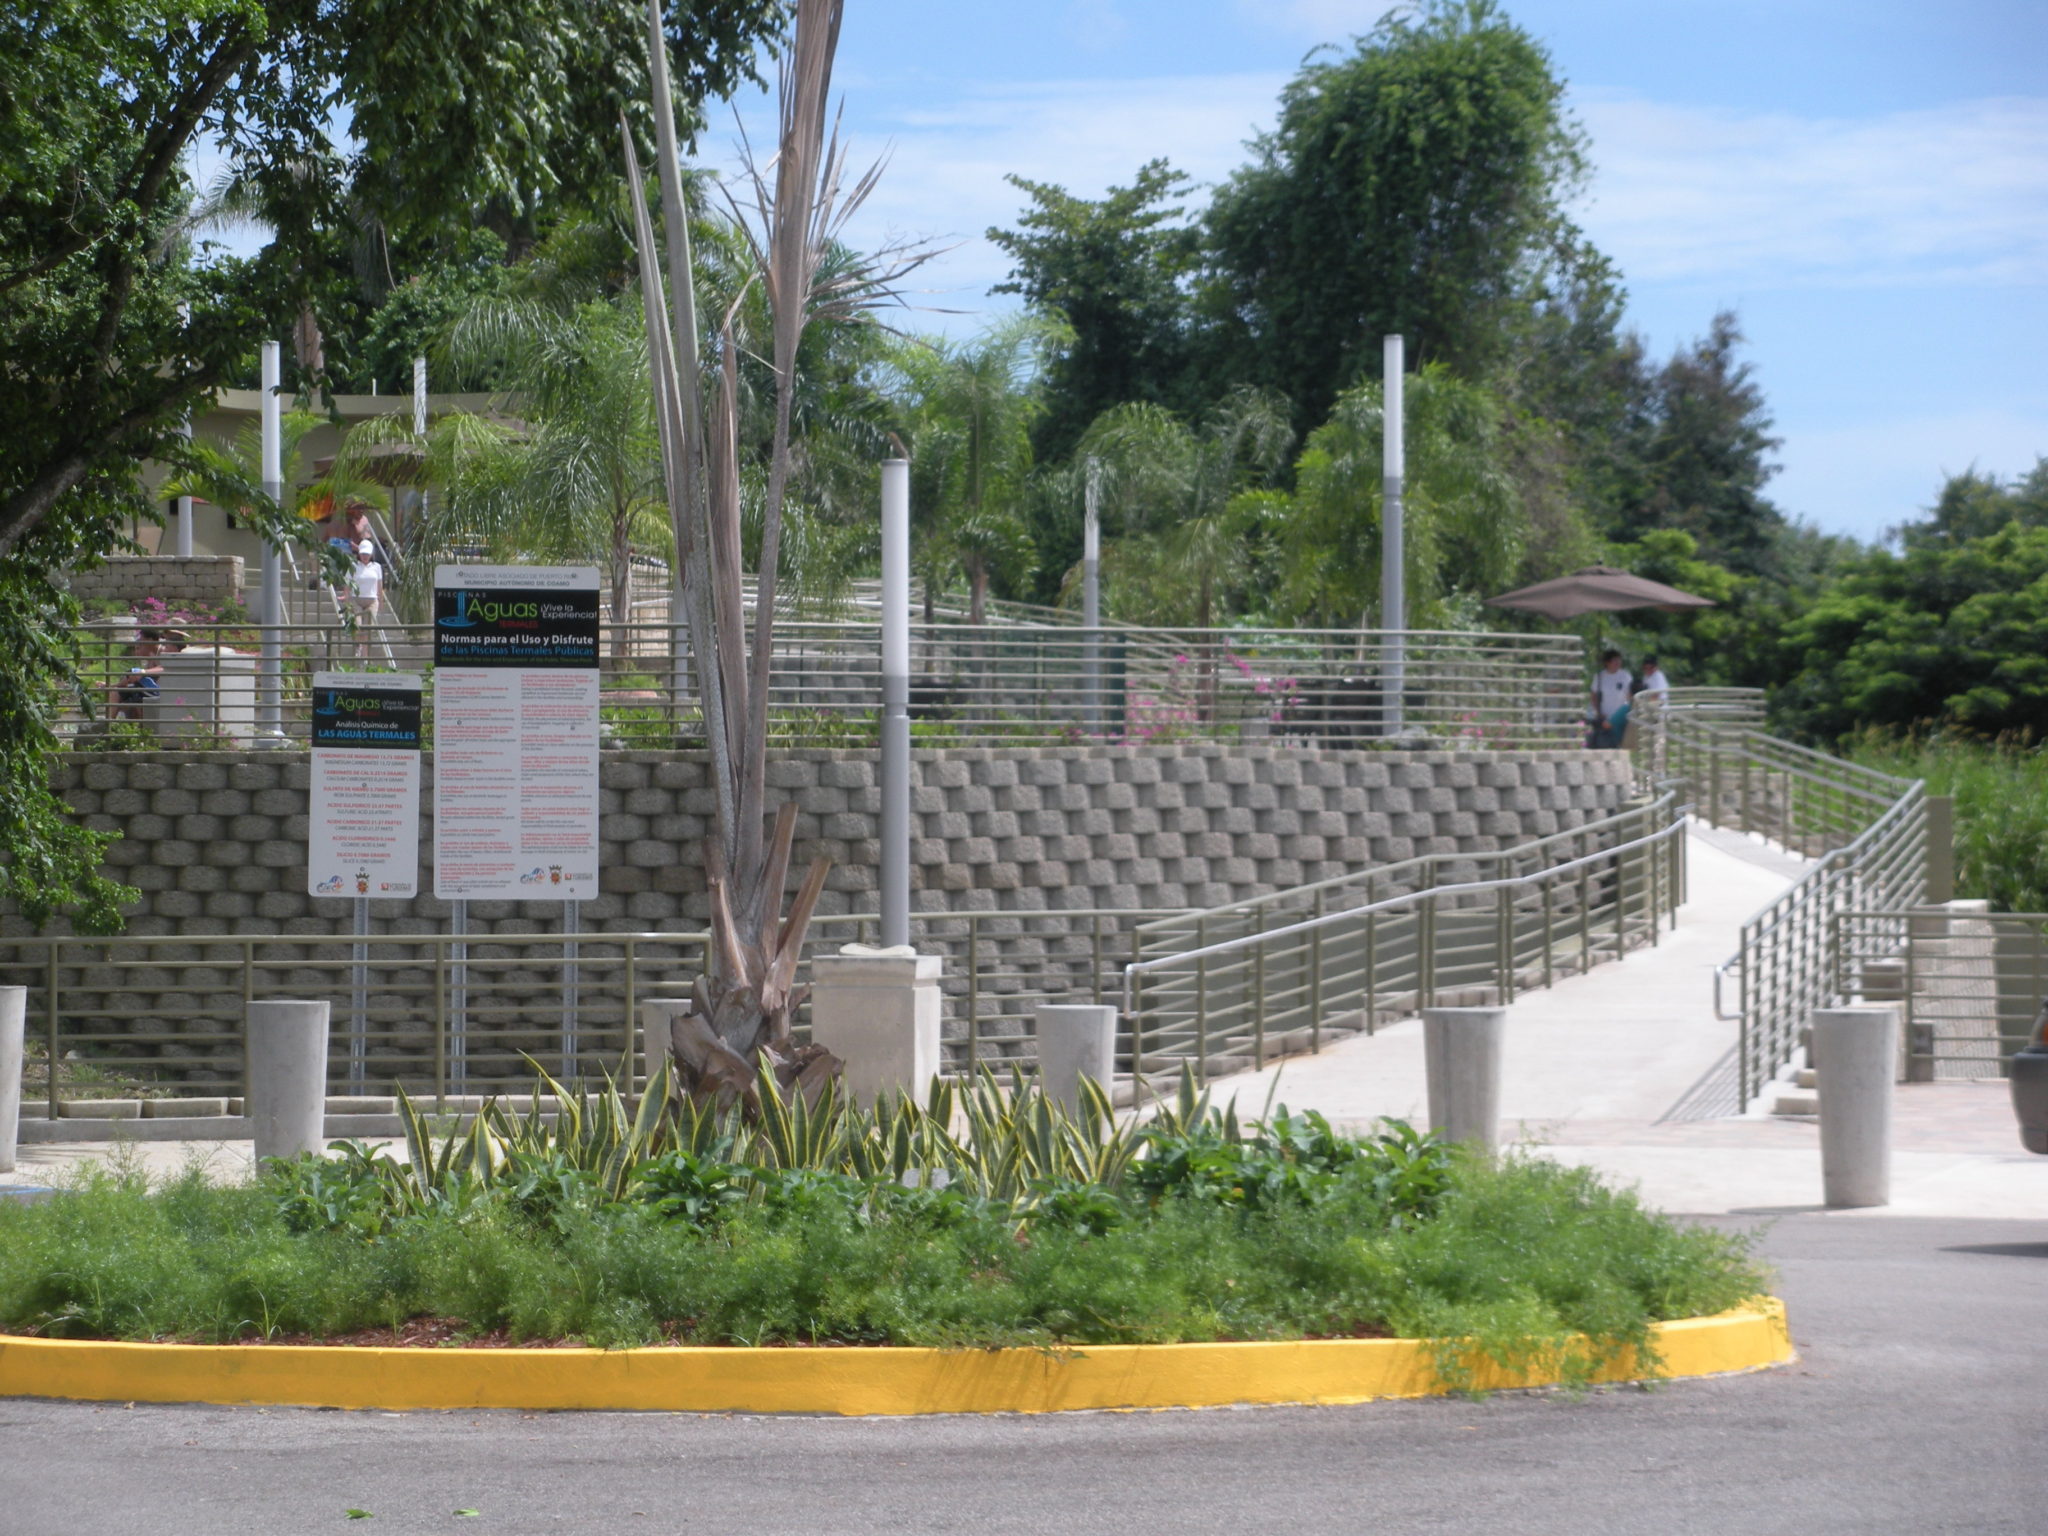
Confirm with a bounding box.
[307,672,423,899]
[432,565,602,900]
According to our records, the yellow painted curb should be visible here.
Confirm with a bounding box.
[0,1298,1789,1416]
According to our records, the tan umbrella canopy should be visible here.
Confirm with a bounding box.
[1484,564,1717,621]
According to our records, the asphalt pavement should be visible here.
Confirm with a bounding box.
[2,1212,2041,1536]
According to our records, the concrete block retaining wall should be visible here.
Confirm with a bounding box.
[6,745,1634,1086]
[65,556,246,615]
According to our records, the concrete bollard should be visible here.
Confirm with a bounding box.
[247,1000,330,1162]
[1034,1003,1116,1115]
[639,999,694,1095]
[1814,1005,1898,1208]
[807,951,942,1107]
[1422,1006,1506,1153]
[0,986,24,1174]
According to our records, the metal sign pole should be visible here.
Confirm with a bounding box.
[351,895,369,1093]
[449,898,468,1095]
[561,898,581,1079]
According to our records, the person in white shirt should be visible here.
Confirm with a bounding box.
[1635,657,1670,701]
[346,539,382,659]
[1589,650,1632,748]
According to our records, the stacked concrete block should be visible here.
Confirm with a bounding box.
[65,556,246,614]
[8,743,1634,1082]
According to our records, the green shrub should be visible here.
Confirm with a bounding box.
[1850,732,2048,911]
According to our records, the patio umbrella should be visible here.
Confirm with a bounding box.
[1483,564,1718,620]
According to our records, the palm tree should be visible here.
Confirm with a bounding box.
[439,296,667,656]
[627,0,932,1104]
[888,319,1047,623]
[1077,386,1293,631]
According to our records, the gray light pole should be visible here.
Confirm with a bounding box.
[880,458,912,950]
[174,303,193,558]
[255,340,288,747]
[1083,457,1102,734]
[1380,334,1406,737]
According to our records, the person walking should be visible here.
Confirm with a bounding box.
[345,540,382,661]
[1589,650,1633,749]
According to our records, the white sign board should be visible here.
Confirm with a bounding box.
[307,671,423,899]
[432,565,602,900]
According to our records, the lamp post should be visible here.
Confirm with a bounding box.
[255,340,288,747]
[1083,457,1102,734]
[880,458,911,950]
[1380,334,1406,737]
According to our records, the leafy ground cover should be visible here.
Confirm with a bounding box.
[0,1071,1764,1385]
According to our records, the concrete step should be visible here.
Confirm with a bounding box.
[1772,1088,1820,1117]
[1796,1068,1817,1089]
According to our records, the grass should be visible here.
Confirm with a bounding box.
[1849,732,2048,911]
[0,1105,1765,1383]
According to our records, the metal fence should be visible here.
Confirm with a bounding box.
[1834,907,2048,1080]
[3,911,1174,1114]
[1663,711,1934,1104]
[62,621,1585,749]
[1121,794,1689,1089]
[7,804,1682,1112]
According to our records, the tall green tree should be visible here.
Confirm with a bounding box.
[1606,312,1785,577]
[887,321,1047,623]
[1269,367,1523,630]
[1078,387,1294,630]
[1780,521,2048,740]
[1201,0,1584,430]
[987,160,1200,464]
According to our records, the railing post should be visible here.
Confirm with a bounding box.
[1419,899,1437,1010]
[1310,889,1325,1053]
[1365,910,1379,1035]
[1496,885,1513,1003]
[1578,864,1592,975]
[1253,944,1266,1069]
[967,916,982,1077]
[45,941,60,1121]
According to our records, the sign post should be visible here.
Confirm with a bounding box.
[432,567,602,1088]
[307,672,423,1092]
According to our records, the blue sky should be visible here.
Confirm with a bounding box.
[717,0,2048,543]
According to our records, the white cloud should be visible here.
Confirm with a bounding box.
[719,72,1285,332]
[1575,93,2048,288]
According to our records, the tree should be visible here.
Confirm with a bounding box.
[628,0,928,1103]
[0,0,781,928]
[888,321,1046,623]
[987,160,1201,465]
[1897,460,2048,551]
[1606,312,1785,577]
[1268,367,1523,630]
[1201,0,1584,430]
[1078,387,1294,631]
[1779,522,2048,740]
[437,297,666,652]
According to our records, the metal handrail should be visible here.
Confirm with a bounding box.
[1118,805,1689,1088]
[1125,813,1688,988]
[54,620,1586,749]
[1668,708,1932,1102]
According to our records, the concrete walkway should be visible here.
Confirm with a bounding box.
[1203,824,2048,1219]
